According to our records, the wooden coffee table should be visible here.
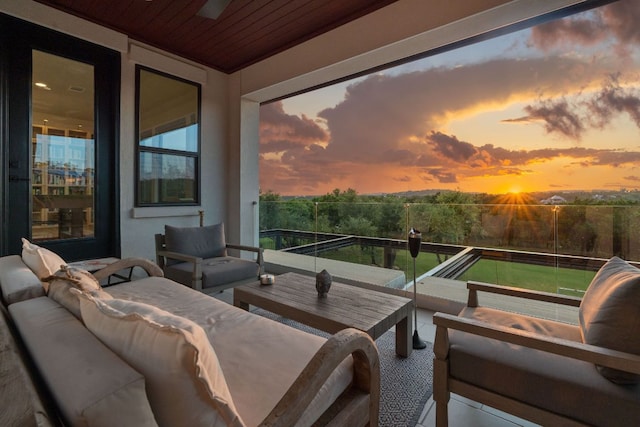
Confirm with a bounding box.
[233,272,414,357]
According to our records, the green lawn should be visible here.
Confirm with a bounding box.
[261,240,596,296]
[459,259,596,296]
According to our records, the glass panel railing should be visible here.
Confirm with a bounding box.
[458,260,597,297]
[315,201,406,276]
[259,200,639,300]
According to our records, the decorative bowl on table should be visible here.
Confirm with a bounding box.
[260,274,275,285]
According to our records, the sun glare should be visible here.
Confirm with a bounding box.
[493,186,533,204]
[509,186,522,194]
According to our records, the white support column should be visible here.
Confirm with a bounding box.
[227,74,260,249]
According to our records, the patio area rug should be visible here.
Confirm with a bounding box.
[253,308,434,427]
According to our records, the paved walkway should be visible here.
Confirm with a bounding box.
[262,249,407,289]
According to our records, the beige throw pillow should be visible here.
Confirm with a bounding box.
[77,293,244,427]
[579,256,640,384]
[21,238,66,281]
[44,266,111,319]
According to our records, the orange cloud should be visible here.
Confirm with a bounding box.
[259,1,640,196]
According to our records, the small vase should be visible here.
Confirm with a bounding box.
[315,269,332,298]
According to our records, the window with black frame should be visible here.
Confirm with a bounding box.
[136,66,200,206]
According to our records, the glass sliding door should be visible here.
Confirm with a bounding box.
[1,13,119,260]
[31,50,95,241]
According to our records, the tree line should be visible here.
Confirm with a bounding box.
[260,188,640,261]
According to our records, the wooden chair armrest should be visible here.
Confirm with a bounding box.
[93,257,163,281]
[433,312,640,375]
[226,244,264,273]
[156,250,202,265]
[226,243,262,255]
[466,281,582,308]
[260,328,380,427]
[156,250,203,291]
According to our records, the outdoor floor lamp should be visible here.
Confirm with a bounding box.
[409,228,427,350]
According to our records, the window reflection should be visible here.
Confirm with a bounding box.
[31,50,95,241]
[136,67,200,206]
[138,152,196,204]
[139,123,198,152]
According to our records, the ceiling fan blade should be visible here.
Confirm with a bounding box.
[197,0,232,20]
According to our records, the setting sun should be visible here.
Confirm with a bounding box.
[508,186,522,194]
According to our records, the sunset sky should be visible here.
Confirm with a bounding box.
[259,0,640,196]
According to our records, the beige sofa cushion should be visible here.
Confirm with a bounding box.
[20,238,66,281]
[9,297,157,427]
[77,292,244,427]
[579,256,640,384]
[0,255,45,305]
[107,277,354,427]
[0,305,54,426]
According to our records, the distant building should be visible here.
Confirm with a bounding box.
[541,195,567,204]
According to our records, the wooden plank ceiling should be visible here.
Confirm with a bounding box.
[35,0,399,74]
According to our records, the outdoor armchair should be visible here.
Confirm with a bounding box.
[433,256,640,427]
[155,223,263,293]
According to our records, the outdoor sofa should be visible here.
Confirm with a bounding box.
[433,256,640,426]
[0,240,380,427]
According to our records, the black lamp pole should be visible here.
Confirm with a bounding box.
[409,228,427,350]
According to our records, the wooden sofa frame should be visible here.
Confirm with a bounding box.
[262,327,380,426]
[154,233,264,293]
[433,281,640,427]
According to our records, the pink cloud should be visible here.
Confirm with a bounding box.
[260,101,328,153]
[530,14,606,50]
[259,1,640,195]
[530,0,640,53]
[503,74,640,139]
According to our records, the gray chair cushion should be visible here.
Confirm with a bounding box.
[579,256,640,384]
[164,223,226,266]
[165,257,259,290]
[451,306,640,426]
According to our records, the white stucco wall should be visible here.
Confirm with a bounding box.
[121,44,230,260]
[226,74,260,248]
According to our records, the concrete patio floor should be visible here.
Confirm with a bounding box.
[214,288,538,427]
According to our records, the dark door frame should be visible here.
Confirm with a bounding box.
[0,13,120,260]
